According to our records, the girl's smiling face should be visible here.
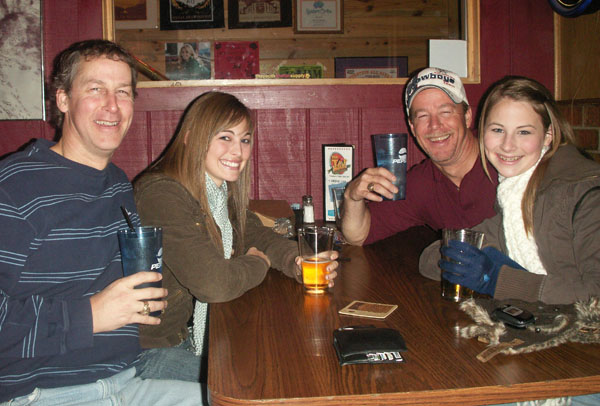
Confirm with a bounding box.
[205,120,252,187]
[483,97,552,178]
[180,46,192,61]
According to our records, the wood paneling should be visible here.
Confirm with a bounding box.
[466,0,555,112]
[359,107,427,170]
[254,109,308,201]
[555,11,600,100]
[506,1,554,89]
[115,84,420,215]
[306,108,360,209]
[147,111,182,161]
[112,112,151,179]
[0,0,556,221]
[133,84,405,111]
[115,0,459,80]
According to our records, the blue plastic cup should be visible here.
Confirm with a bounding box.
[117,227,163,315]
[372,133,408,201]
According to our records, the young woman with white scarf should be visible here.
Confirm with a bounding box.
[420,76,600,305]
[132,92,339,385]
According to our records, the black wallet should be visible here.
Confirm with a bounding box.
[332,325,407,365]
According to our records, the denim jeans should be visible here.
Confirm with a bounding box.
[2,367,203,406]
[135,337,201,382]
[492,393,600,406]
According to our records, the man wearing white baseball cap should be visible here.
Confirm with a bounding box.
[341,67,498,245]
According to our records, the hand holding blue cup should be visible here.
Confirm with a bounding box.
[117,226,163,316]
[372,133,407,201]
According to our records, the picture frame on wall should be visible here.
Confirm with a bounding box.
[0,0,44,120]
[294,0,343,34]
[228,0,292,29]
[165,42,212,80]
[115,0,159,29]
[160,0,225,30]
[214,41,260,79]
[334,57,408,79]
[322,144,354,222]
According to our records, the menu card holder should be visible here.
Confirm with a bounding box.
[322,144,354,222]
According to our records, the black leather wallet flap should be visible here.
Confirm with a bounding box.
[333,326,406,365]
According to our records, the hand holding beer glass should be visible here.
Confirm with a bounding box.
[440,228,485,302]
[297,226,335,294]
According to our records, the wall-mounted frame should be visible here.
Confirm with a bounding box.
[214,41,260,79]
[115,0,158,29]
[165,42,212,80]
[103,0,481,86]
[294,0,343,34]
[335,57,408,79]
[0,0,45,120]
[229,0,292,29]
[160,0,224,30]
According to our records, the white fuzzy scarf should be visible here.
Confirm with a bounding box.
[192,174,233,356]
[496,147,548,275]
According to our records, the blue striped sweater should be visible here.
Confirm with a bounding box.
[0,139,141,401]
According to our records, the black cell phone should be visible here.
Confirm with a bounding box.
[492,304,535,329]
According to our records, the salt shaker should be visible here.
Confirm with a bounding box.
[302,195,315,224]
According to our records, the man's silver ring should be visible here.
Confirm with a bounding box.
[367,182,375,192]
[140,301,151,316]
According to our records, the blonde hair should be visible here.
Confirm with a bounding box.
[478,76,576,235]
[179,43,198,62]
[152,91,254,256]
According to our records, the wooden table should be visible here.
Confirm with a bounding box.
[208,227,600,405]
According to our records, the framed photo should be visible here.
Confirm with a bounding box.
[322,144,354,222]
[214,41,260,79]
[229,0,292,29]
[115,0,159,29]
[0,0,44,120]
[294,0,343,34]
[334,57,408,79]
[160,0,224,30]
[165,42,211,80]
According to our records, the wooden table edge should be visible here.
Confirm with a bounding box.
[208,375,600,406]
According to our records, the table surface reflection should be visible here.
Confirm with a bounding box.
[208,227,600,405]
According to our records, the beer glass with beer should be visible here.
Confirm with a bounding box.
[441,228,484,302]
[297,226,335,294]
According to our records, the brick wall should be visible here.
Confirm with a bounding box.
[558,99,600,163]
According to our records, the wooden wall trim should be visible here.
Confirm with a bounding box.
[554,13,562,100]
[467,0,481,83]
[134,85,406,111]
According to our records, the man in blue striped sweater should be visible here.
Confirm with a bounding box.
[0,40,203,405]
